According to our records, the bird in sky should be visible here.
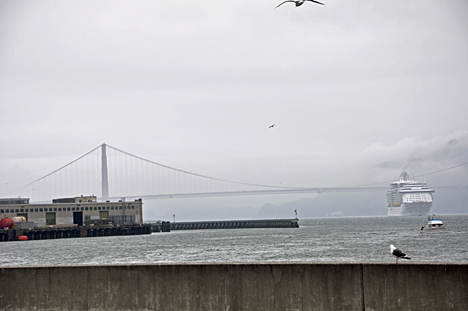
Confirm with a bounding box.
[276,0,325,9]
[390,244,411,264]
[269,124,275,128]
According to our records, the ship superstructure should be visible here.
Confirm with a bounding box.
[387,171,435,216]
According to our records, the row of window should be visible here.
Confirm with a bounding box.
[1,205,136,214]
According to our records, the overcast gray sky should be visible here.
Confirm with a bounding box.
[1,0,467,205]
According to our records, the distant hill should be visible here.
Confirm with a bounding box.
[254,189,468,218]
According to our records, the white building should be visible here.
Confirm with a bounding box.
[0,196,143,227]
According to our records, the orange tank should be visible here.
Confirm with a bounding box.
[0,218,15,229]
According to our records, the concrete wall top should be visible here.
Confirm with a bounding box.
[1,262,467,311]
[2,261,467,268]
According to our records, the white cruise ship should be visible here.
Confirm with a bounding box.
[387,171,435,216]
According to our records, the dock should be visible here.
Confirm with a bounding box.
[1,219,299,241]
[149,218,299,232]
[0,223,152,242]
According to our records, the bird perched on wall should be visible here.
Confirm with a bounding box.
[276,0,325,9]
[390,244,411,264]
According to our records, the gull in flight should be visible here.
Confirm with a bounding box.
[269,124,275,128]
[276,0,325,8]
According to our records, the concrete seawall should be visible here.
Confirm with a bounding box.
[1,263,467,310]
[149,219,300,232]
[170,218,300,231]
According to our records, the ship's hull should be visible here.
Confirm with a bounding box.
[387,202,433,216]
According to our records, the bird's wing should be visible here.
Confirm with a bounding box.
[392,249,406,257]
[276,1,295,8]
[307,0,325,4]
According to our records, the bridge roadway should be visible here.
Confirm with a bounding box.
[102,186,388,201]
[99,185,466,202]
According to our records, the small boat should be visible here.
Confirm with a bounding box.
[420,214,445,231]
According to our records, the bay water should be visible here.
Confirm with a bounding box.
[1,215,467,266]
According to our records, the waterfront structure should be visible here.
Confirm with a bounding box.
[2,263,467,310]
[167,218,299,231]
[0,195,143,226]
[386,172,435,216]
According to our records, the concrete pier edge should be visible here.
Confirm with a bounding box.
[1,262,467,310]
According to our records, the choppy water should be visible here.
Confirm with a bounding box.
[1,215,467,266]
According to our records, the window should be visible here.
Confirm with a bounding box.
[35,208,38,212]
[119,206,122,210]
[15,209,19,212]
[132,206,135,209]
[98,207,101,210]
[85,207,88,211]
[25,209,29,212]
[20,209,24,212]
[94,207,97,210]
[111,206,114,210]
[81,207,84,211]
[0,210,3,213]
[58,208,62,211]
[40,208,43,212]
[107,206,110,210]
[72,208,75,211]
[67,208,71,211]
[54,208,57,212]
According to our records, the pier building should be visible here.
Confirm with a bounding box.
[0,195,143,227]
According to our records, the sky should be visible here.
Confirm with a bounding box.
[1,0,467,217]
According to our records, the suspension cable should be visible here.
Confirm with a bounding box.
[3,145,101,196]
[106,144,299,189]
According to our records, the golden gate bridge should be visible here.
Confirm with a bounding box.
[2,144,467,203]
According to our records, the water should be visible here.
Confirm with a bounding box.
[1,215,467,266]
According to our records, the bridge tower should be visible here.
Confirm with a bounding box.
[101,143,109,199]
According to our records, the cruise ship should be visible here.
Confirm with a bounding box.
[387,171,435,216]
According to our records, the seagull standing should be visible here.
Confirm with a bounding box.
[276,0,325,8]
[390,244,411,264]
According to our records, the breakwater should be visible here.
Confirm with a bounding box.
[150,218,299,232]
[0,263,466,310]
[0,224,152,242]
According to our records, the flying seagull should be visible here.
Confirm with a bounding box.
[276,0,325,9]
[269,124,275,128]
[390,244,411,264]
